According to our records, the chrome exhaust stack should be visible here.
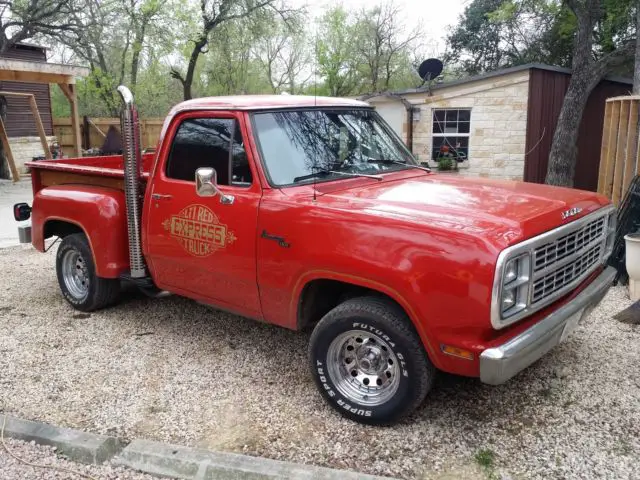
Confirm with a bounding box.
[117,85,146,278]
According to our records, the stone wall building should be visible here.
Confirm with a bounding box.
[363,64,631,192]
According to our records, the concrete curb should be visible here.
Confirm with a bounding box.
[1,415,397,480]
[113,438,395,480]
[0,415,124,464]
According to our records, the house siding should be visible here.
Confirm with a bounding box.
[408,71,530,181]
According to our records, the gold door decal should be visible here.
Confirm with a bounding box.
[162,204,236,257]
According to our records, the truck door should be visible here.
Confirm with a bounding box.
[144,111,262,318]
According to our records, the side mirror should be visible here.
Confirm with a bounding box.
[195,167,235,204]
[195,167,218,197]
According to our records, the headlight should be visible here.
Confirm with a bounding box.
[504,258,518,283]
[499,254,530,318]
[502,287,516,310]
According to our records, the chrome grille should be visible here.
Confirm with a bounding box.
[532,243,602,303]
[492,206,615,329]
[533,217,606,273]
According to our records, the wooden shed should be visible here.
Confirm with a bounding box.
[0,43,54,138]
[524,68,631,191]
[0,43,89,179]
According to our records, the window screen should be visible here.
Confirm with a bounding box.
[431,108,471,162]
[165,118,252,186]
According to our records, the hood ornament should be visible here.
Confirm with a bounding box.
[561,207,583,220]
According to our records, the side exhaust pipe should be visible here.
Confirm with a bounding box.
[117,85,146,278]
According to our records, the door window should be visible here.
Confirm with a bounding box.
[165,117,252,186]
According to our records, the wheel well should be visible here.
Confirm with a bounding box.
[297,279,406,331]
[43,220,84,240]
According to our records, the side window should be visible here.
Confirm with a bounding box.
[165,117,252,186]
[231,121,252,186]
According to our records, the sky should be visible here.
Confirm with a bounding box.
[294,0,468,56]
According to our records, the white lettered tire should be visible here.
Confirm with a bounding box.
[309,296,435,425]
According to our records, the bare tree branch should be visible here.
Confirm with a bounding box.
[0,0,86,54]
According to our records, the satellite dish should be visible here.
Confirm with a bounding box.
[418,58,443,82]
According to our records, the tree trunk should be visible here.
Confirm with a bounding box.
[0,96,9,180]
[130,22,147,88]
[545,68,598,186]
[181,36,207,100]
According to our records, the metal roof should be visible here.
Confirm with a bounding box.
[0,58,89,83]
[364,63,633,99]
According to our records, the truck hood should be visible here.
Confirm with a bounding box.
[316,173,610,249]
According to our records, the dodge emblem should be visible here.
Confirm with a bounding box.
[561,207,582,220]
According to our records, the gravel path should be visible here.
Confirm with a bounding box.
[0,245,638,479]
[0,438,164,480]
[0,179,32,248]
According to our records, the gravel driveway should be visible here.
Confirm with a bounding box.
[0,245,638,480]
[0,438,163,480]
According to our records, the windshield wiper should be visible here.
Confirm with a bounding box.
[367,159,431,172]
[293,169,383,183]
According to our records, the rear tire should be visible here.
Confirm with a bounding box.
[56,233,120,312]
[309,296,435,425]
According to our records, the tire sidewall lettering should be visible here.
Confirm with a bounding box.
[316,362,337,398]
[312,317,413,420]
[351,321,409,379]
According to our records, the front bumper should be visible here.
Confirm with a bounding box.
[480,266,616,385]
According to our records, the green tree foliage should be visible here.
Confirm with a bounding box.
[314,3,424,97]
[0,0,84,53]
[445,0,578,74]
[44,0,427,116]
[353,2,423,92]
[446,0,636,77]
[315,6,361,96]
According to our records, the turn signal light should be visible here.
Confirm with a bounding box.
[441,345,474,361]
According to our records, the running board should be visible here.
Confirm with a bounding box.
[119,273,171,298]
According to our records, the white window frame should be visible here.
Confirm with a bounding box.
[431,108,471,162]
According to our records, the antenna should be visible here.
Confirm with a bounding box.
[312,21,319,202]
[417,58,444,95]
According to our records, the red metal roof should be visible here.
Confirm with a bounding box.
[168,95,371,115]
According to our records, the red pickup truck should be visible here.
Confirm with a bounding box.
[14,86,617,425]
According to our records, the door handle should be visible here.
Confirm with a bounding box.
[152,193,173,200]
[261,230,290,248]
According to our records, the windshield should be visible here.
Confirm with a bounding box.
[251,109,418,186]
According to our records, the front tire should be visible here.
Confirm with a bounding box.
[56,233,120,312]
[309,296,435,425]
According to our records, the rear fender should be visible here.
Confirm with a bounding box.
[32,185,130,278]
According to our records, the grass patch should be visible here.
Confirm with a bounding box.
[474,448,495,469]
[474,448,500,479]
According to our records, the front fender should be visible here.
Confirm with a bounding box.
[32,185,130,278]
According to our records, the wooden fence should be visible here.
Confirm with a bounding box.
[598,96,640,206]
[53,117,164,154]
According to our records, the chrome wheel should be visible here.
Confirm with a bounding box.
[61,249,90,301]
[326,329,400,406]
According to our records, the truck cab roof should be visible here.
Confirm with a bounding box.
[168,95,372,114]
